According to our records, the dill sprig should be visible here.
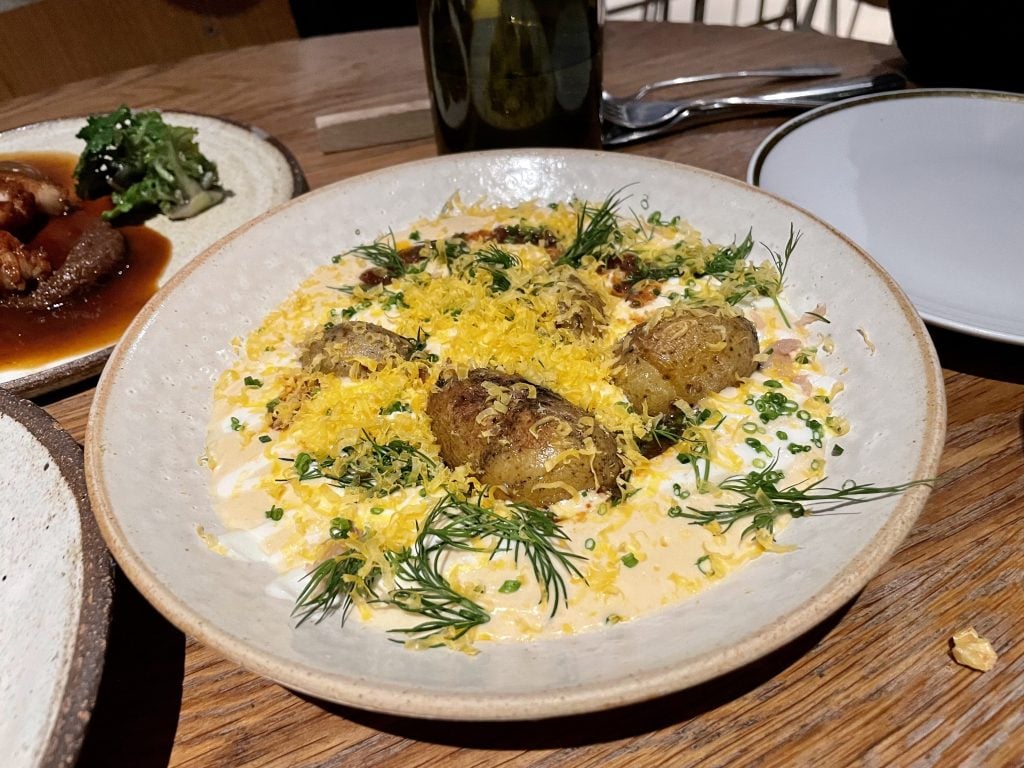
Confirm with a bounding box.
[348,231,429,279]
[680,458,933,538]
[467,243,519,293]
[701,231,754,277]
[348,232,406,277]
[421,493,586,615]
[714,227,800,317]
[557,189,626,268]
[291,491,587,644]
[384,546,491,642]
[761,225,800,327]
[292,552,377,626]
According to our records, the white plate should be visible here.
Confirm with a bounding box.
[0,389,112,767]
[0,111,307,395]
[86,150,945,720]
[748,89,1024,345]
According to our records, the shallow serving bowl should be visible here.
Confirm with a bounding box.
[85,150,945,720]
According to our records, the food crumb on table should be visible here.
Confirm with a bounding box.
[951,626,998,671]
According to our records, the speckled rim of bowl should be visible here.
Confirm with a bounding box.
[85,150,946,720]
[0,388,114,763]
[0,111,309,399]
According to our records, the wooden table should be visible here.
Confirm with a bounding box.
[6,21,1022,768]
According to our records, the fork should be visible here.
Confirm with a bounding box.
[602,73,906,130]
[601,66,839,128]
[604,65,841,105]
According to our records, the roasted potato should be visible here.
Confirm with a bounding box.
[301,320,416,377]
[549,273,607,337]
[614,306,758,415]
[426,368,622,507]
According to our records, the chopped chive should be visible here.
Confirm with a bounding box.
[229,416,243,432]
[498,579,521,594]
[329,517,352,539]
[265,505,284,521]
[243,375,262,388]
[259,435,272,443]
[621,553,639,568]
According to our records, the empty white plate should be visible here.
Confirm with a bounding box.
[749,89,1024,345]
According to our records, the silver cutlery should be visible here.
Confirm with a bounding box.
[601,73,907,147]
[606,65,841,104]
[602,73,906,131]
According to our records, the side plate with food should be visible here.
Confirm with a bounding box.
[86,151,945,720]
[0,110,307,396]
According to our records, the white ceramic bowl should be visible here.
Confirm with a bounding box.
[86,150,945,720]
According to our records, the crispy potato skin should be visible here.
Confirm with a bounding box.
[426,369,622,507]
[614,306,759,415]
[552,273,606,337]
[301,321,415,376]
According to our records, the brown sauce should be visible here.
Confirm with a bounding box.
[0,151,172,372]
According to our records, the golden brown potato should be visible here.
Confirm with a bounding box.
[551,273,606,337]
[613,306,759,415]
[301,321,415,377]
[426,368,622,507]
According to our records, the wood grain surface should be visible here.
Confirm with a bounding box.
[0,0,297,100]
[7,21,1022,768]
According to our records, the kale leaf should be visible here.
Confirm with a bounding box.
[73,105,226,221]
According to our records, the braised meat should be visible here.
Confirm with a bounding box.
[0,219,126,309]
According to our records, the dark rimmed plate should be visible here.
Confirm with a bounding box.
[749,88,1024,345]
[0,388,112,766]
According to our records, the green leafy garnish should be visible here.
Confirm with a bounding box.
[418,493,586,615]
[557,190,626,268]
[679,459,932,538]
[702,231,755,276]
[292,492,586,644]
[74,105,226,220]
[293,553,377,626]
[284,433,435,497]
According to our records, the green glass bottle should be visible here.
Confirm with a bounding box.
[417,0,603,153]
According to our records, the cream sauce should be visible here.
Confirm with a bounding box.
[204,199,841,647]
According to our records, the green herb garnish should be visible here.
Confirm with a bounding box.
[74,105,225,220]
[679,459,932,538]
[557,189,626,268]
